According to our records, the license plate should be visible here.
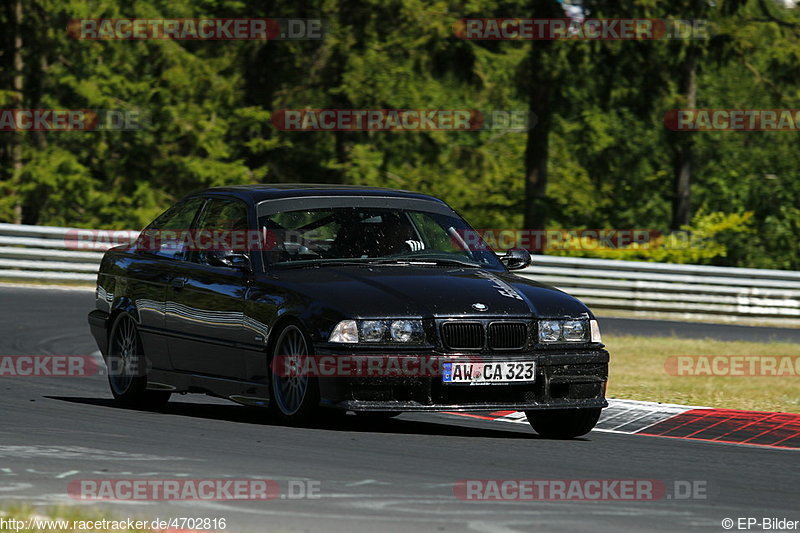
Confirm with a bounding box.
[442,361,535,384]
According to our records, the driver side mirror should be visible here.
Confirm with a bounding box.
[208,250,252,271]
[500,248,531,270]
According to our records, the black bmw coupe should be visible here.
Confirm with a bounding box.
[88,184,609,438]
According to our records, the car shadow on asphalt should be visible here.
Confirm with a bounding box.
[44,395,552,440]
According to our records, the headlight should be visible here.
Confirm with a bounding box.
[360,320,386,342]
[328,320,358,343]
[562,319,586,341]
[590,319,602,343]
[538,320,562,343]
[390,320,425,343]
[537,319,590,343]
[329,319,425,344]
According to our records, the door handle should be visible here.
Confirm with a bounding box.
[171,277,186,290]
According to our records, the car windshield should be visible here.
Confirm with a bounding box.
[258,206,502,269]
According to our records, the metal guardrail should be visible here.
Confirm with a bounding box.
[518,255,800,319]
[0,222,798,320]
[0,223,129,282]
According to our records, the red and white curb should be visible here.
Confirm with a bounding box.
[449,399,800,450]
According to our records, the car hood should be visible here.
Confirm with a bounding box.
[266,265,592,319]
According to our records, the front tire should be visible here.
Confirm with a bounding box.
[269,324,320,423]
[526,408,601,439]
[106,313,170,409]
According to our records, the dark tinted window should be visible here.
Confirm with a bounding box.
[140,197,205,260]
[191,198,250,265]
[259,206,502,269]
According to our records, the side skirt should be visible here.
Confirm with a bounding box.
[146,369,271,407]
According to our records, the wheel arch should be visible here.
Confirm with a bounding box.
[107,297,139,344]
[265,314,312,361]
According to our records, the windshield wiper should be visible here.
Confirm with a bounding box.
[274,257,483,269]
[272,259,375,269]
[368,257,481,268]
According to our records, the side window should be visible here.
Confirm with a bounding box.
[192,198,250,266]
[260,209,341,264]
[139,198,205,260]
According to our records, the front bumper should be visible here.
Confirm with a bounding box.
[316,349,609,412]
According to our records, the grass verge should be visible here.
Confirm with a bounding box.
[605,335,800,413]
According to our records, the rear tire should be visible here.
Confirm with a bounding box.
[526,408,601,439]
[107,313,171,410]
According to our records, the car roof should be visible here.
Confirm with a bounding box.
[192,184,448,205]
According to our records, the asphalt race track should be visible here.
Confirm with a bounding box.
[600,317,800,344]
[0,286,797,532]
